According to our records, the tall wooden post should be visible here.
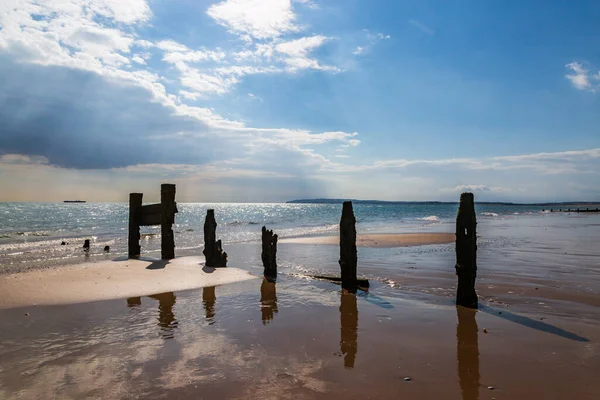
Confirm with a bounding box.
[339,201,358,292]
[261,226,278,281]
[128,193,143,258]
[455,192,478,308]
[161,184,176,260]
[203,210,228,267]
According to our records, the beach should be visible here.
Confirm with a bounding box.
[0,206,599,399]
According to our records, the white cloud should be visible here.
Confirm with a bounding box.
[248,92,263,102]
[206,0,300,40]
[565,62,600,91]
[353,29,390,57]
[440,184,491,193]
[275,35,328,57]
[131,55,147,65]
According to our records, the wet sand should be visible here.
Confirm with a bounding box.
[280,232,455,247]
[0,256,257,309]
[0,276,598,400]
[1,215,599,399]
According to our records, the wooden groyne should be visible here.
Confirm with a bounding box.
[128,184,178,260]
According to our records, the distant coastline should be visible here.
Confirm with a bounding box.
[286,198,600,206]
[63,200,86,203]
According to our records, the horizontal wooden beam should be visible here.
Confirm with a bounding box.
[140,203,161,226]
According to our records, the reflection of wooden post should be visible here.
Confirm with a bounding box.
[340,290,358,369]
[457,306,480,400]
[455,192,478,308]
[127,297,141,307]
[202,286,216,323]
[149,292,177,329]
[161,184,176,260]
[128,193,143,258]
[260,279,278,324]
[261,226,278,281]
[339,201,358,292]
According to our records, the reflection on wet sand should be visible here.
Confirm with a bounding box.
[127,293,178,339]
[149,292,178,339]
[340,289,358,369]
[457,306,480,400]
[260,279,278,325]
[127,297,142,307]
[203,286,216,324]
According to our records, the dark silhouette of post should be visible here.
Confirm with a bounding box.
[149,292,178,339]
[203,210,228,267]
[161,184,176,260]
[261,226,278,281]
[457,306,480,400]
[339,201,358,293]
[127,297,142,307]
[128,193,143,258]
[83,239,90,251]
[260,279,278,324]
[455,193,478,308]
[340,290,358,369]
[202,286,216,324]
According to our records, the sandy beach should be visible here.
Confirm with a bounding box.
[0,256,257,309]
[1,214,599,399]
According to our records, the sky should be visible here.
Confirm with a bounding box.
[0,0,599,203]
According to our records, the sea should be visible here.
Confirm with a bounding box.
[0,201,588,274]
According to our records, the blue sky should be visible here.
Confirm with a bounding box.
[0,0,599,202]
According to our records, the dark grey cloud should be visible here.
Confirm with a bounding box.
[0,57,219,169]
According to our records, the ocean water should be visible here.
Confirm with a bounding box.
[0,201,563,272]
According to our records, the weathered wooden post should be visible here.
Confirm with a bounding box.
[339,201,358,292]
[261,226,278,281]
[455,192,478,308]
[160,184,176,260]
[128,193,143,258]
[203,210,228,267]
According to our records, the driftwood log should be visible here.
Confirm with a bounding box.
[339,201,358,292]
[203,209,228,267]
[261,226,278,280]
[455,192,478,308]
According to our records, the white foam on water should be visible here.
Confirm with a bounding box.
[419,216,440,222]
